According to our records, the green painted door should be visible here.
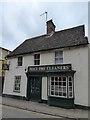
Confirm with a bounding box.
[28,77,41,101]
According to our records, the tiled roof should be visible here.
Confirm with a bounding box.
[7,25,88,57]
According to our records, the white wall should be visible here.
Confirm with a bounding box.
[41,51,55,65]
[3,52,54,98]
[64,46,88,106]
[3,54,34,97]
[42,77,48,100]
[88,44,90,106]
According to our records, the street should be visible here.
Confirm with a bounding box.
[2,105,61,118]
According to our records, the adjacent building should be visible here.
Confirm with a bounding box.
[3,20,90,108]
[0,47,11,94]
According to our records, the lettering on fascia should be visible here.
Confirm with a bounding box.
[28,65,71,72]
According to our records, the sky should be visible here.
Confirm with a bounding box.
[0,0,89,51]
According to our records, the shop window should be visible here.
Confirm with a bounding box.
[17,56,23,66]
[50,76,67,98]
[34,54,40,65]
[14,76,21,92]
[55,51,63,64]
[49,76,73,98]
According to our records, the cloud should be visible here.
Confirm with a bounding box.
[0,1,89,50]
[16,9,39,35]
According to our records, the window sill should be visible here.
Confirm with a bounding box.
[13,90,20,93]
[16,66,22,68]
[48,95,74,99]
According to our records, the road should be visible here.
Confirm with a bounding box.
[2,105,61,118]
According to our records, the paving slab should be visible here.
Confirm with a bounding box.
[2,96,89,119]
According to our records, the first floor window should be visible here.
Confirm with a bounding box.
[14,76,21,92]
[49,76,73,98]
[55,51,63,64]
[34,54,40,65]
[18,56,23,66]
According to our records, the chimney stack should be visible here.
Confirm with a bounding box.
[46,19,56,34]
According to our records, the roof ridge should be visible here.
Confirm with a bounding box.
[26,34,46,41]
[55,24,84,34]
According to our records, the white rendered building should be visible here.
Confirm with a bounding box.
[3,20,90,108]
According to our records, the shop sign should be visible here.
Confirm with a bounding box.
[2,64,9,70]
[28,64,72,72]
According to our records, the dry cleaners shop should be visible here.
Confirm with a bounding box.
[26,64,76,108]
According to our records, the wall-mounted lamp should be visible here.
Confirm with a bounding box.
[25,66,28,72]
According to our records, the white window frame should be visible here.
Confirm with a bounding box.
[17,56,23,66]
[34,54,40,65]
[49,76,74,98]
[55,51,63,64]
[68,76,73,98]
[13,76,21,93]
[49,76,67,98]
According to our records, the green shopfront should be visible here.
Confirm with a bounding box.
[26,64,76,108]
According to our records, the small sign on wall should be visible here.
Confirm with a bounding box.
[2,64,9,70]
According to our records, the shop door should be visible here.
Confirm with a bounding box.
[29,77,41,101]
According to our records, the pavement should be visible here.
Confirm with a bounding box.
[0,96,89,119]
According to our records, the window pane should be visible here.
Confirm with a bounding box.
[59,77,61,81]
[51,91,54,95]
[59,87,62,91]
[59,92,62,96]
[51,82,54,85]
[51,85,54,90]
[63,82,66,86]
[55,77,58,81]
[55,86,58,91]
[69,87,72,91]
[38,60,40,65]
[69,77,72,81]
[55,91,58,96]
[63,93,66,97]
[51,77,54,81]
[59,82,62,85]
[63,77,66,81]
[38,54,40,59]
[34,60,40,65]
[69,82,72,86]
[55,82,58,85]
[55,51,63,58]
[34,54,40,59]
[69,92,72,97]
[34,54,37,59]
[63,87,66,92]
